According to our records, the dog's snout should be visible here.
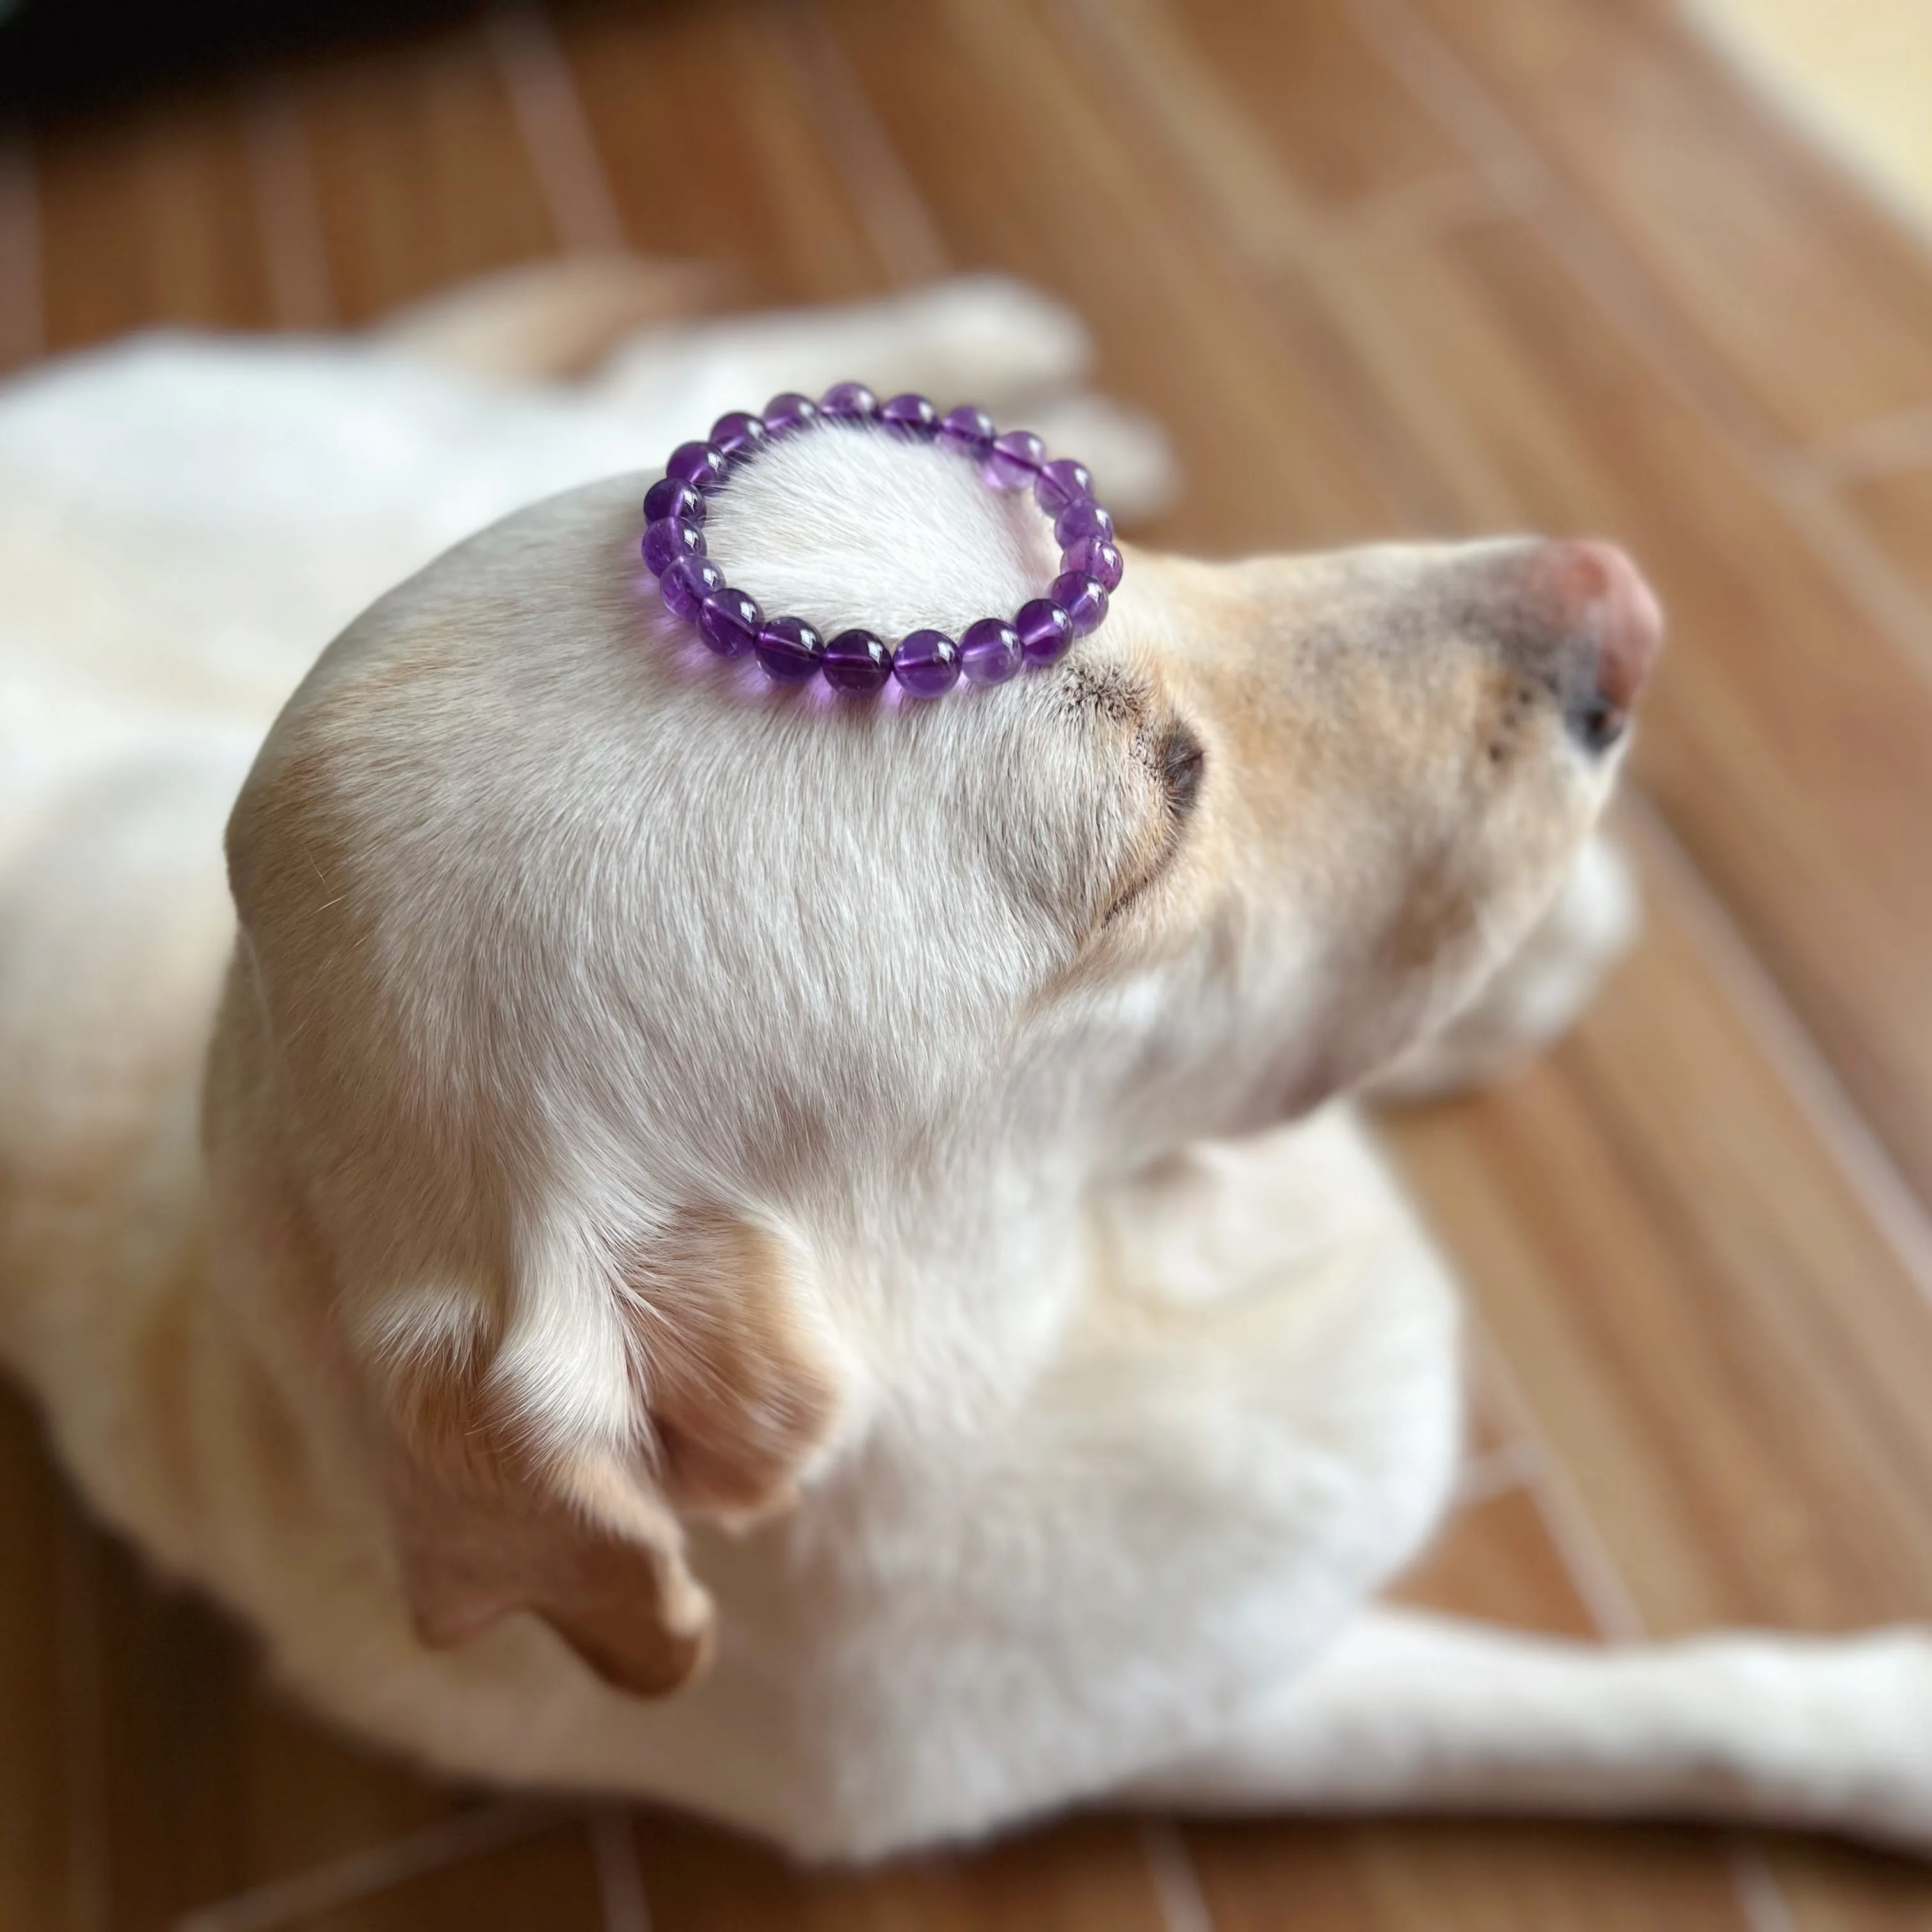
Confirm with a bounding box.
[1501,539,1662,753]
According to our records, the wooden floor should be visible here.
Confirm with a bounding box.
[5,0,1932,1925]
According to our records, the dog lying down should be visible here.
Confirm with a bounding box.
[2,262,1929,1864]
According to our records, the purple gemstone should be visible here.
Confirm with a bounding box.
[960,617,1022,685]
[893,628,961,697]
[667,440,728,493]
[642,516,704,576]
[820,381,880,421]
[763,392,820,438]
[1034,457,1094,518]
[1051,571,1110,637]
[983,429,1045,491]
[1016,597,1076,667]
[661,555,726,622]
[1055,498,1114,547]
[710,411,769,463]
[643,476,705,526]
[938,404,995,460]
[756,615,825,683]
[698,587,762,659]
[1062,536,1123,592]
[880,392,939,438]
[824,628,892,694]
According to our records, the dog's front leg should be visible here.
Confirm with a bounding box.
[1121,1608,1932,1853]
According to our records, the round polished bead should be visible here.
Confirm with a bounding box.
[983,429,1045,491]
[1033,457,1094,518]
[1051,571,1110,636]
[960,617,1023,685]
[667,440,728,492]
[710,411,769,463]
[698,587,762,659]
[643,476,705,526]
[763,392,820,438]
[756,615,825,682]
[642,516,704,576]
[661,555,726,622]
[880,392,939,438]
[1016,596,1076,667]
[823,628,893,693]
[820,381,879,421]
[893,628,961,697]
[937,404,995,460]
[1062,536,1123,592]
[1054,498,1114,547]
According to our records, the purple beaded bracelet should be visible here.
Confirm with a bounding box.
[640,381,1123,696]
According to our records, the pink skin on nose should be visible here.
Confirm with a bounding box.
[1533,538,1664,716]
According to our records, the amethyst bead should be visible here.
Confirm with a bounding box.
[698,587,762,659]
[710,411,769,463]
[880,392,940,438]
[1051,571,1110,637]
[983,429,1045,491]
[820,381,879,421]
[938,404,995,460]
[1016,596,1076,667]
[643,476,705,526]
[1034,457,1094,518]
[661,555,726,622]
[756,615,825,683]
[893,628,962,697]
[1055,498,1114,547]
[763,392,820,438]
[960,617,1023,685]
[667,440,728,493]
[642,516,704,576]
[824,628,893,693]
[1062,536,1123,592]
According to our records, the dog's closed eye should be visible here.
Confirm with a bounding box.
[1160,724,1206,820]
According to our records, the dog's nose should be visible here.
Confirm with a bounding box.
[1510,539,1662,753]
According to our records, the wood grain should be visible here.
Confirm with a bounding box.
[36,89,274,351]
[294,29,557,325]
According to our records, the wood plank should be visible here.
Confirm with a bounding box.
[36,90,274,351]
[1385,809,1932,1637]
[0,1388,80,1932]
[1382,0,1932,449]
[1169,0,1481,214]
[556,0,891,306]
[629,1809,1170,1931]
[295,29,556,325]
[1842,463,1932,610]
[1188,1818,1757,1932]
[816,0,1414,552]
[304,1816,604,1932]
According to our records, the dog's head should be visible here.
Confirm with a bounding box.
[217,425,1657,1695]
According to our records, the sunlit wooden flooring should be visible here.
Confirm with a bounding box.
[4,0,1932,1924]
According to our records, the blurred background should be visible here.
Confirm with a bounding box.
[5,0,1932,1926]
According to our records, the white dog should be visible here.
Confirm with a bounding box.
[1,264,1928,1865]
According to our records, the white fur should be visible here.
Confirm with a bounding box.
[1,273,1928,1867]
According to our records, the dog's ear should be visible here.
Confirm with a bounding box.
[384,1209,842,1698]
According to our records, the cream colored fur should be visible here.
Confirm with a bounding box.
[1,266,1929,1864]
